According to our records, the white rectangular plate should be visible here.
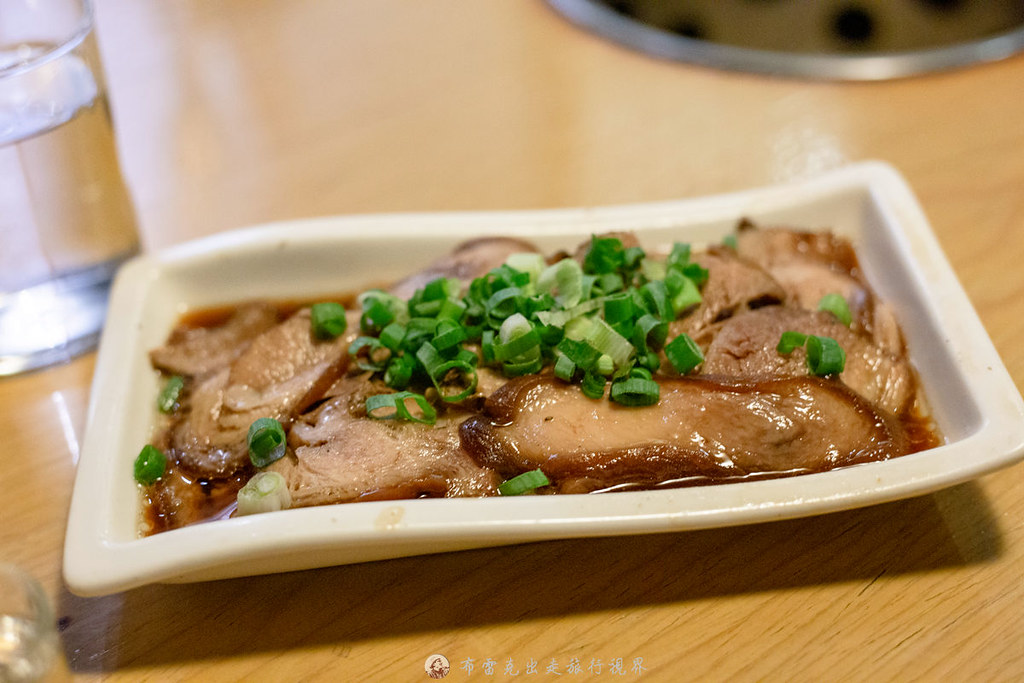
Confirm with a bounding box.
[63,162,1024,596]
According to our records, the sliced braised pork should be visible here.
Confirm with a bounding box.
[168,308,358,477]
[672,246,786,345]
[701,306,915,416]
[735,221,860,274]
[460,374,909,493]
[389,236,540,300]
[271,376,499,507]
[149,302,280,377]
[735,223,905,355]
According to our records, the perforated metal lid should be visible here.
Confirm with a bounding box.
[548,0,1024,80]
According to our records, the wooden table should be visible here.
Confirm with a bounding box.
[3,1,1023,679]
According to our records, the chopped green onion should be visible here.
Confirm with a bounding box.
[410,298,442,318]
[537,258,585,308]
[776,331,808,354]
[523,292,556,318]
[494,330,541,363]
[310,302,347,340]
[366,391,437,424]
[581,370,606,399]
[379,322,406,351]
[554,354,577,381]
[358,290,405,334]
[486,287,524,323]
[556,337,601,371]
[436,297,467,321]
[602,292,634,325]
[416,342,477,402]
[534,297,603,328]
[623,245,646,270]
[610,376,660,406]
[583,236,625,275]
[665,333,704,374]
[157,375,185,413]
[610,318,635,343]
[638,351,661,372]
[505,252,545,286]
[498,468,551,496]
[338,232,811,413]
[667,242,691,270]
[133,444,166,485]
[563,314,594,342]
[498,312,533,344]
[488,264,531,290]
[415,340,445,377]
[432,318,467,351]
[480,329,496,364]
[236,471,292,516]
[629,366,653,380]
[349,336,390,372]
[384,354,416,389]
[536,322,563,346]
[434,361,477,401]
[632,314,668,354]
[806,335,846,376]
[455,348,480,367]
[247,417,287,468]
[817,293,853,327]
[594,272,625,295]
[421,277,461,302]
[578,318,634,371]
[722,234,738,250]
[639,280,672,320]
[776,331,846,376]
[680,262,709,288]
[406,315,438,331]
[493,313,541,367]
[502,355,544,376]
[640,258,666,283]
[667,273,702,314]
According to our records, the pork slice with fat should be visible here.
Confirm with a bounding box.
[271,380,500,507]
[672,246,785,345]
[460,374,909,493]
[735,222,860,275]
[734,223,904,355]
[149,302,280,377]
[389,236,540,300]
[701,306,915,416]
[169,308,358,477]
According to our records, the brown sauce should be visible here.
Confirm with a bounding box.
[142,463,252,534]
[904,410,944,453]
[176,294,359,329]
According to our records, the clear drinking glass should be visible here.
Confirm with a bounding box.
[0,0,139,376]
[0,564,61,682]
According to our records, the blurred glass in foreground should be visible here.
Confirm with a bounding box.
[0,564,64,682]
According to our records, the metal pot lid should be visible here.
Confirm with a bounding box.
[548,0,1024,80]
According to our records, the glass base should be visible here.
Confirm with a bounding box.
[0,253,134,376]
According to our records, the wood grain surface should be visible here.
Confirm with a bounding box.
[2,1,1022,680]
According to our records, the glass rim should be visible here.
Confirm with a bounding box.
[0,0,95,80]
